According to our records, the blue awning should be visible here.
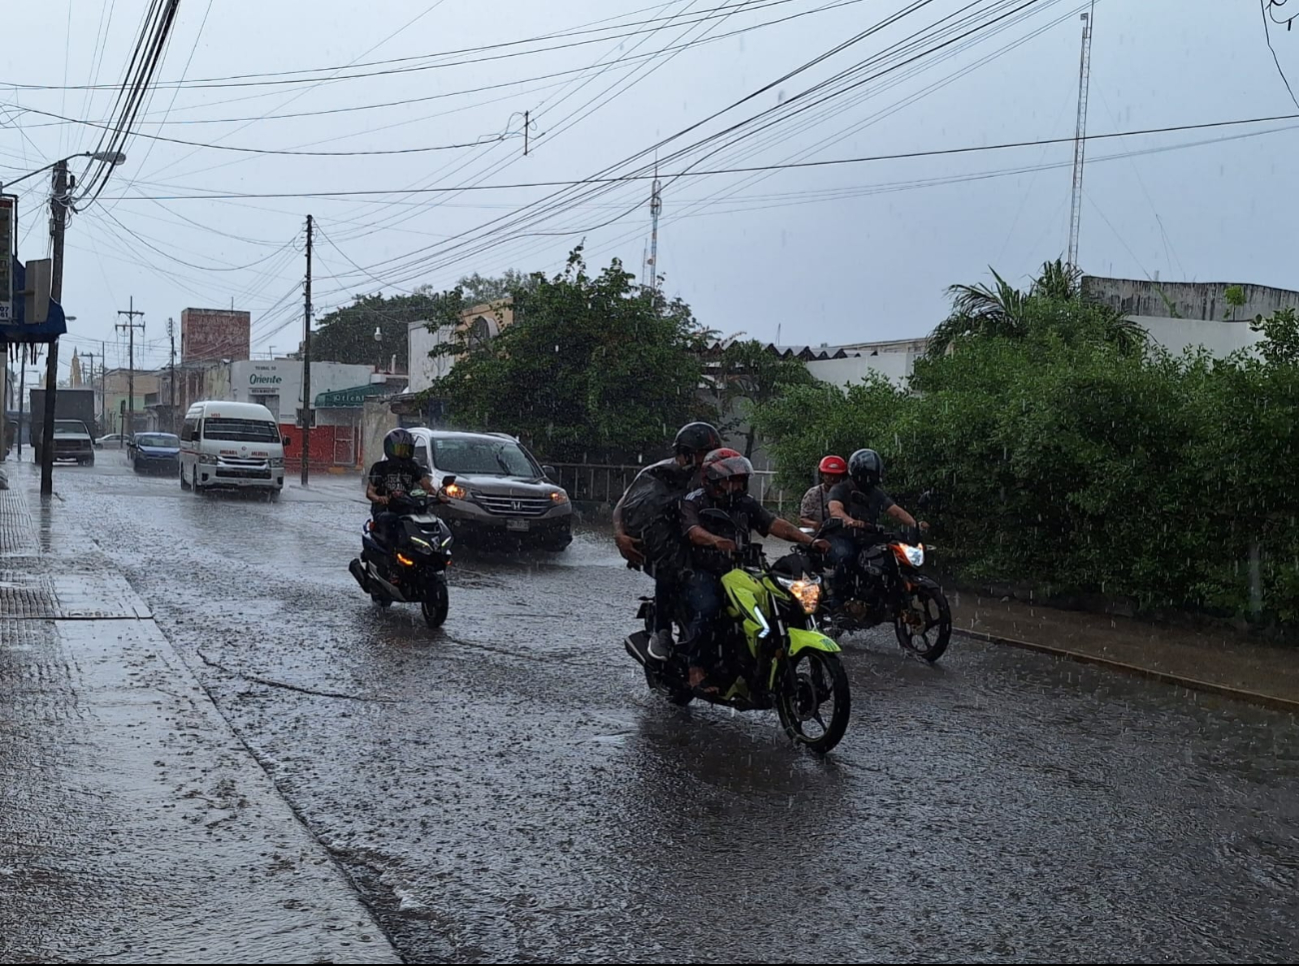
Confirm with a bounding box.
[0,256,68,343]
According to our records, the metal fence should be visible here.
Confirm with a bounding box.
[547,463,788,514]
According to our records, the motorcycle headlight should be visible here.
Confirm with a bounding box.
[900,544,925,567]
[777,575,822,614]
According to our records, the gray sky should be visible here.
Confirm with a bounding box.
[4,0,1298,377]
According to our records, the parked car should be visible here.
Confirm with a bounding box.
[35,419,95,465]
[129,432,181,475]
[407,428,572,551]
[96,433,130,449]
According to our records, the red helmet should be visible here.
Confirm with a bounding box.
[819,455,847,475]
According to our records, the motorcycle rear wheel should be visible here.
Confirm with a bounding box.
[777,650,850,754]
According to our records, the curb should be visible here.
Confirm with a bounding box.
[955,628,1299,714]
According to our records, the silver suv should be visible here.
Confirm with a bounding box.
[408,428,573,551]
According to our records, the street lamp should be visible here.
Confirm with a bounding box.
[0,151,127,193]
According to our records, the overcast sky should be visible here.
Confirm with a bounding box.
[4,0,1298,376]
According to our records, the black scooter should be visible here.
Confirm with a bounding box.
[349,477,455,628]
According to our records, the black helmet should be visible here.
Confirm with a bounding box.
[674,421,722,458]
[384,428,416,460]
[848,448,884,489]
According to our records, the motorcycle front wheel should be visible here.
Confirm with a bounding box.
[777,650,851,754]
[894,575,951,663]
[421,573,449,628]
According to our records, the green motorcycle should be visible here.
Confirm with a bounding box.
[625,508,852,754]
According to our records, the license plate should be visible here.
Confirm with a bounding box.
[506,519,530,531]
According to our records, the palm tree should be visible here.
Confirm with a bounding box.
[928,259,1147,357]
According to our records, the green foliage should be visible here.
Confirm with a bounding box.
[428,248,713,463]
[756,271,1299,625]
[313,288,462,369]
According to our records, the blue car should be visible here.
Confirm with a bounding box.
[129,432,181,475]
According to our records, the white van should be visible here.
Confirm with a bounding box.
[179,400,288,494]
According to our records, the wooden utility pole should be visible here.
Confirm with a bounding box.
[40,159,68,495]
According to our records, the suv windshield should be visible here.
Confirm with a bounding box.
[433,437,539,477]
[203,418,280,443]
[136,433,179,448]
[54,420,88,435]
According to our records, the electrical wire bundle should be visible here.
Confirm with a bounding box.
[73,0,182,211]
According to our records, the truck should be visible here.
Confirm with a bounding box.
[29,388,97,457]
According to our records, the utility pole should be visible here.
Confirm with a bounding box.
[100,340,106,435]
[301,214,313,487]
[1066,2,1095,270]
[167,317,176,432]
[40,159,68,495]
[116,296,144,438]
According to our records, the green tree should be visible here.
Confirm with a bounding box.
[711,339,819,458]
[428,247,714,463]
[312,288,461,369]
[456,269,538,306]
[927,258,1146,359]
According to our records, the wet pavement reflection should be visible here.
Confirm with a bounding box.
[29,460,1299,963]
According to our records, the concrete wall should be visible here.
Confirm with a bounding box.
[806,350,915,389]
[1083,276,1299,323]
[360,397,400,470]
[408,321,456,395]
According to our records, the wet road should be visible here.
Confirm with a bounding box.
[31,457,1299,963]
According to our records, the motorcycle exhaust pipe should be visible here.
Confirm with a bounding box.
[348,558,371,592]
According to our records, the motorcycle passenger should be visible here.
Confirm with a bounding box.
[680,448,829,690]
[366,428,438,550]
[614,421,722,661]
[824,448,927,604]
[799,454,848,529]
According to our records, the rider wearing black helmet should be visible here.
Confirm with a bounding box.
[824,448,926,602]
[366,428,438,548]
[614,420,722,661]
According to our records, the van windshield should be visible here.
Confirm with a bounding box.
[203,418,280,443]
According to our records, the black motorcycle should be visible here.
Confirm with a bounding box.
[808,490,951,662]
[349,478,455,628]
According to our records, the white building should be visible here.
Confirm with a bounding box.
[220,360,376,425]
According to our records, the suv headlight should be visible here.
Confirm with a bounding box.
[776,575,822,614]
[550,489,569,504]
[444,483,469,500]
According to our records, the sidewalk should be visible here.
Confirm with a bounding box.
[0,481,400,964]
[949,590,1299,712]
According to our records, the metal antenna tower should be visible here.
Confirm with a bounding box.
[1066,2,1095,269]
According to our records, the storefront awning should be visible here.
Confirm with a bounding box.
[314,382,391,408]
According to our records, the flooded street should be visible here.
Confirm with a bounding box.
[26,458,1299,963]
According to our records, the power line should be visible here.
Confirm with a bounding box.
[1262,0,1299,110]
[97,112,1299,204]
[5,0,863,93]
